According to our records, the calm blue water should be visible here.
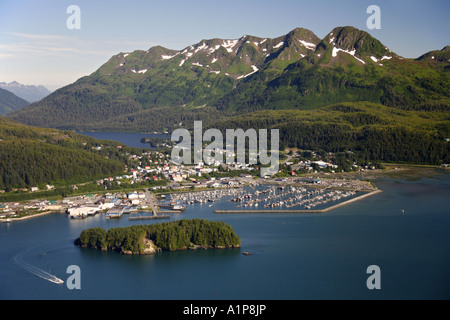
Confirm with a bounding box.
[78,132,168,149]
[1,132,449,300]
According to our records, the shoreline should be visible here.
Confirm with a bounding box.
[2,165,445,222]
[1,210,64,222]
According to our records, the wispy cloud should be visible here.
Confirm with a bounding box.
[0,31,120,59]
[0,53,14,59]
[4,32,68,40]
[0,42,79,59]
[0,31,155,89]
[1,32,77,59]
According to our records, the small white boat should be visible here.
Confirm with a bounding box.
[50,277,64,285]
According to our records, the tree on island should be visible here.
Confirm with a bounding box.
[75,219,241,255]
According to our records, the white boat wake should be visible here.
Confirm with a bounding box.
[13,252,64,285]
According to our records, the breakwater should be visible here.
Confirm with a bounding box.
[2,210,63,222]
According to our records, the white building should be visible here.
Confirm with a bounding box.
[67,206,100,218]
[128,192,139,200]
[99,203,115,210]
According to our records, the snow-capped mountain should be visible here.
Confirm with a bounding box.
[7,26,449,133]
[0,81,52,103]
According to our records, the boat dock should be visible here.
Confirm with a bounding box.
[128,214,170,221]
[158,204,186,212]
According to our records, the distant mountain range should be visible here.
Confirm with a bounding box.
[0,81,51,103]
[6,26,449,163]
[0,87,29,115]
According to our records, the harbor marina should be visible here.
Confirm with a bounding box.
[159,180,379,214]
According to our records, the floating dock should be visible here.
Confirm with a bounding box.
[158,204,186,212]
[128,214,170,221]
[158,210,184,214]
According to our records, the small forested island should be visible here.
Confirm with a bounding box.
[74,219,241,255]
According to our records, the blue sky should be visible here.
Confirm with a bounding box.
[0,0,448,91]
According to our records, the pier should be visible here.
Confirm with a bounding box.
[158,204,186,212]
[128,214,170,221]
[127,190,183,220]
[158,210,184,214]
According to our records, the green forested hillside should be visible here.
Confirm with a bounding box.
[6,28,322,131]
[212,102,450,164]
[9,26,448,133]
[0,116,130,190]
[0,88,29,115]
[215,27,449,113]
[6,26,449,164]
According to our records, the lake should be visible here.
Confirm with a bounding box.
[0,132,449,300]
[78,131,169,149]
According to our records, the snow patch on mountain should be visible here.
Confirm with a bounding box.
[237,65,259,79]
[207,45,221,55]
[131,69,147,74]
[332,47,365,64]
[195,42,208,53]
[299,40,316,50]
[161,53,179,60]
[222,40,239,53]
[273,42,284,49]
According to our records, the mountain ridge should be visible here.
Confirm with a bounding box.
[7,26,325,130]
[0,81,51,103]
[6,26,449,165]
